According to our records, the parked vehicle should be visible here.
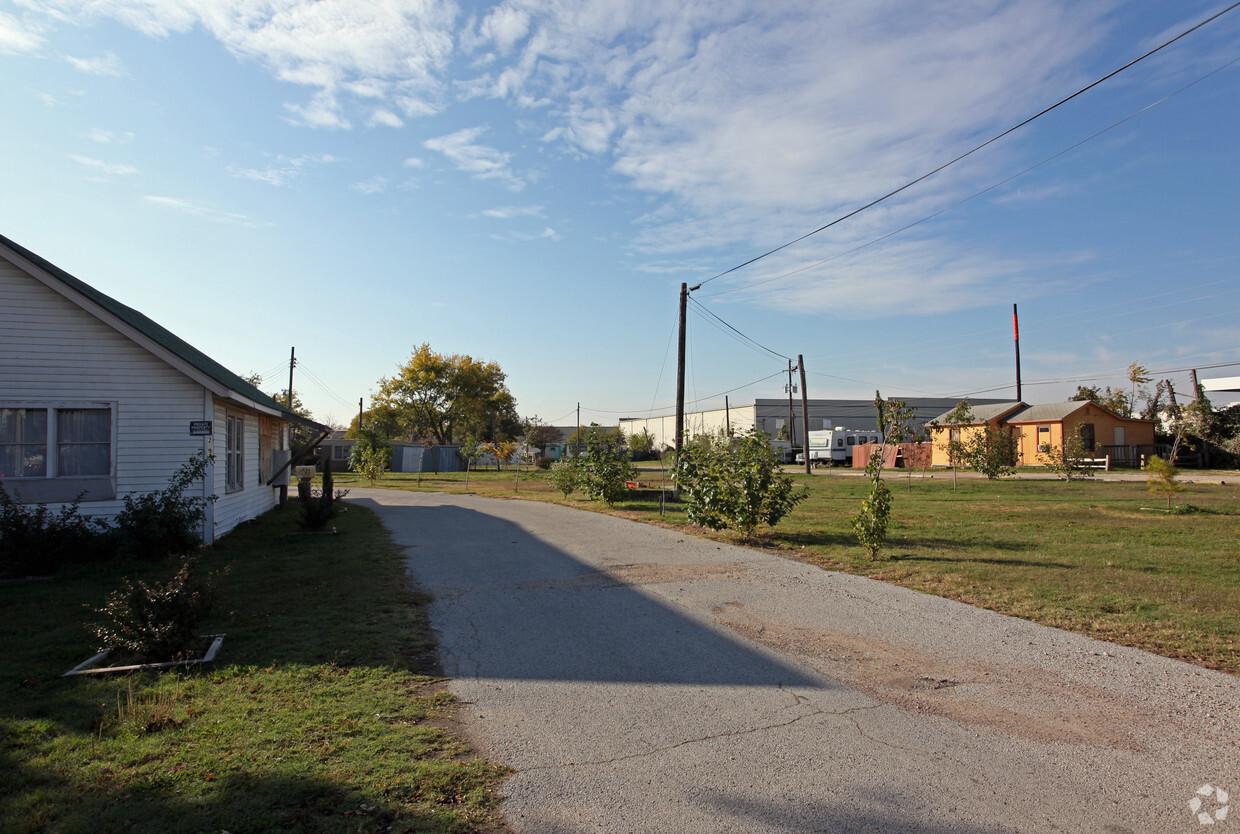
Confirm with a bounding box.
[794,428,883,466]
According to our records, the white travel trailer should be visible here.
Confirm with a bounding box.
[795,428,884,466]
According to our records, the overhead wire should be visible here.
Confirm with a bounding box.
[691,1,1240,291]
[702,52,1240,304]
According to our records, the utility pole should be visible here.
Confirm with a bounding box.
[1012,304,1022,402]
[786,359,796,459]
[725,395,731,437]
[358,398,363,431]
[675,283,688,497]
[799,355,811,475]
[287,346,296,410]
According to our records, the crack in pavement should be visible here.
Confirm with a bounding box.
[513,700,886,773]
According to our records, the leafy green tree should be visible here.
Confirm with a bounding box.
[349,429,392,484]
[675,429,807,537]
[1038,426,1094,481]
[850,392,909,559]
[458,435,484,489]
[1070,385,1132,418]
[961,425,1018,479]
[1145,456,1186,509]
[576,428,636,506]
[627,427,658,460]
[933,399,974,491]
[548,455,581,498]
[522,416,560,459]
[852,455,893,561]
[370,344,518,444]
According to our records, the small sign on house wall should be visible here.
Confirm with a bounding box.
[189,420,213,436]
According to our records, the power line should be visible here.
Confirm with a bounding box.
[688,297,790,362]
[703,52,1240,303]
[693,1,1240,290]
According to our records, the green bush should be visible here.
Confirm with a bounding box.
[298,456,348,530]
[548,455,581,497]
[675,430,806,536]
[577,430,636,506]
[90,554,220,662]
[0,484,110,577]
[112,451,214,560]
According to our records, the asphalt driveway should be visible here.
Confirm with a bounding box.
[349,488,1239,833]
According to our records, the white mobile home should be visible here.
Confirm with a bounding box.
[0,234,327,543]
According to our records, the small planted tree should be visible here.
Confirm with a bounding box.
[548,454,581,498]
[349,429,392,484]
[576,428,635,506]
[934,400,974,491]
[1038,426,1094,481]
[459,435,484,489]
[961,425,1018,479]
[851,392,906,560]
[1145,456,1186,509]
[675,429,806,537]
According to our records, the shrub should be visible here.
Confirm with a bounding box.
[298,456,348,530]
[113,451,214,560]
[548,455,581,497]
[577,429,636,506]
[349,429,392,483]
[91,554,220,662]
[1146,456,1186,509]
[675,430,807,536]
[852,450,893,560]
[0,484,110,577]
[535,456,553,470]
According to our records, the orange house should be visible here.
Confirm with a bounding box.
[927,401,1157,468]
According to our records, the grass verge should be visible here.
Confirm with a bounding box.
[339,467,1240,674]
[0,503,509,834]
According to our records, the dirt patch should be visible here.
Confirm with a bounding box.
[712,601,1147,750]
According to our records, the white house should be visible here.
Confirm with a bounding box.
[0,234,327,543]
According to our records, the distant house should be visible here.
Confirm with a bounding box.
[926,401,1157,468]
[0,234,327,543]
[318,432,462,473]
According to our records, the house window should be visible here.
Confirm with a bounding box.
[1080,423,1096,452]
[1,406,111,479]
[226,415,244,492]
[333,444,349,460]
[1037,425,1051,452]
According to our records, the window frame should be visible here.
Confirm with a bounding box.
[225,413,245,493]
[0,402,116,501]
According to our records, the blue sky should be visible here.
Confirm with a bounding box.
[3,0,1239,429]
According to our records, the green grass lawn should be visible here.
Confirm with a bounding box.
[340,466,1240,674]
[0,504,508,834]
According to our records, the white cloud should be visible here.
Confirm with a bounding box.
[481,204,543,218]
[86,127,135,144]
[65,51,124,75]
[350,177,388,194]
[228,152,339,187]
[70,154,137,175]
[0,10,44,54]
[142,195,270,227]
[403,157,426,168]
[28,0,458,128]
[423,126,525,190]
[460,0,1113,312]
[368,109,404,128]
[491,226,559,242]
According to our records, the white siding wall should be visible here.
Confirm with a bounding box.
[620,406,757,448]
[1,259,276,538]
[210,400,278,535]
